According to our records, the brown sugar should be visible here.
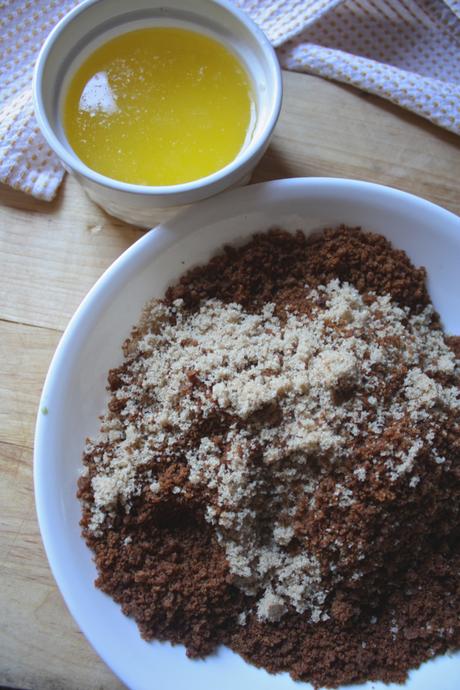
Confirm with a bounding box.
[78,226,460,688]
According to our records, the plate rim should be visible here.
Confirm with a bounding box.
[34,177,460,690]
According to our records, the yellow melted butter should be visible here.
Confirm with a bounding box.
[63,27,256,186]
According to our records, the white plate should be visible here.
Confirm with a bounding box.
[34,178,460,690]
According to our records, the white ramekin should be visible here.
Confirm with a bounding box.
[33,0,282,227]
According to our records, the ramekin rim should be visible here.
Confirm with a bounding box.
[32,0,283,196]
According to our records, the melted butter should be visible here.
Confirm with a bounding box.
[63,27,256,186]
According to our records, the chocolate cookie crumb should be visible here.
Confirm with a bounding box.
[78,227,460,688]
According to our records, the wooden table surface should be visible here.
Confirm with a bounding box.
[1,70,459,690]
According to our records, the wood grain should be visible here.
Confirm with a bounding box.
[0,321,61,449]
[0,439,124,690]
[0,70,459,690]
[1,72,459,334]
[0,179,143,332]
[254,77,460,214]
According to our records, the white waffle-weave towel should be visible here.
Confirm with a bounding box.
[1,0,459,201]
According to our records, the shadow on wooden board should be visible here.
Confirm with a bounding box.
[0,182,63,214]
[320,78,460,149]
[251,142,308,183]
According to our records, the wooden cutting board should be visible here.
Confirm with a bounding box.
[1,70,459,690]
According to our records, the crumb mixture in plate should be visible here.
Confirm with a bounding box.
[78,227,460,688]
